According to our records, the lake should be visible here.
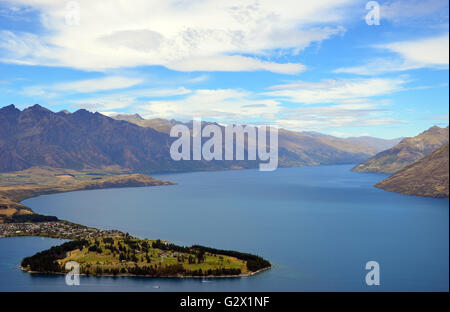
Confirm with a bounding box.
[1,165,448,291]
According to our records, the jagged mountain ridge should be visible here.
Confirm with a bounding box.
[1,104,391,173]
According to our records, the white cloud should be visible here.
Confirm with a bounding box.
[335,35,449,75]
[56,86,193,112]
[261,77,407,131]
[0,0,353,72]
[167,55,306,74]
[187,75,209,83]
[276,104,403,131]
[138,88,281,121]
[382,35,449,66]
[23,76,143,97]
[265,78,406,103]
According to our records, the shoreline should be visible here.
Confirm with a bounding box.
[20,265,272,279]
[0,168,175,220]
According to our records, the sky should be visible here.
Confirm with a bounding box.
[0,0,448,139]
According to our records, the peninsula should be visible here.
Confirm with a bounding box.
[0,166,173,223]
[0,166,272,278]
[21,235,272,278]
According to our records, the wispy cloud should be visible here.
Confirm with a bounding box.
[276,104,403,131]
[265,78,407,104]
[421,115,449,121]
[22,76,144,97]
[58,86,193,112]
[138,88,280,121]
[382,35,449,67]
[167,55,307,75]
[335,35,449,75]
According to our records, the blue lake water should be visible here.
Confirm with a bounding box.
[1,165,448,291]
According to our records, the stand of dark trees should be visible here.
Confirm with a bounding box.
[81,264,241,277]
[5,214,58,223]
[21,240,88,272]
[185,267,242,277]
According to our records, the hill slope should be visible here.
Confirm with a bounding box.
[352,126,449,173]
[277,129,375,166]
[375,143,449,198]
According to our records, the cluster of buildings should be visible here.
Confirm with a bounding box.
[0,221,124,239]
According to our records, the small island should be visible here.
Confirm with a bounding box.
[21,235,271,278]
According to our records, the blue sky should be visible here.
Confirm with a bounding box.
[0,0,448,139]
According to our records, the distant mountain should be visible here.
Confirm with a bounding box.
[112,113,380,166]
[0,104,389,173]
[112,113,144,122]
[301,132,403,153]
[375,143,449,198]
[276,129,375,166]
[352,126,449,173]
[344,136,404,153]
[112,114,176,134]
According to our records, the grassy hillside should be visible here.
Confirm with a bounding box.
[375,143,449,198]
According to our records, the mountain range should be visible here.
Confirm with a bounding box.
[352,125,449,173]
[0,105,402,173]
[0,104,173,172]
[111,113,402,166]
